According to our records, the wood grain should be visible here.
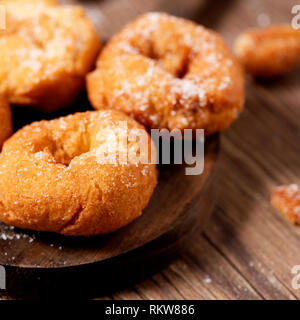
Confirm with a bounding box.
[1,0,300,300]
[99,0,300,300]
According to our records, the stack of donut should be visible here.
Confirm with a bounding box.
[0,2,245,236]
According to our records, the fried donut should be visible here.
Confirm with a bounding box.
[87,12,244,135]
[271,184,300,225]
[0,0,101,112]
[0,95,12,149]
[0,110,157,236]
[234,25,300,78]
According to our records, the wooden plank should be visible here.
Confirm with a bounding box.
[197,0,300,300]
[110,236,262,300]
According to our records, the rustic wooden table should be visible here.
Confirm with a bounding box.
[94,0,300,300]
[1,0,300,300]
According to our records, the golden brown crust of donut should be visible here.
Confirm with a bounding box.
[87,12,244,134]
[0,0,101,112]
[271,184,300,225]
[234,24,300,78]
[0,95,12,149]
[0,110,157,236]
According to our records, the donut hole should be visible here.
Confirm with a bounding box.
[34,131,91,167]
[50,140,90,166]
[129,38,191,78]
[176,56,190,79]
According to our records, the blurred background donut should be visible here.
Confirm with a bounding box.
[234,25,300,78]
[0,0,101,112]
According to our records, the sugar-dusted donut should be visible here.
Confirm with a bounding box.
[87,13,244,134]
[234,25,300,78]
[0,95,12,149]
[0,0,101,112]
[0,110,157,236]
[272,184,300,225]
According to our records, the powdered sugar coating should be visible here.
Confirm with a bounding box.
[87,12,244,134]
